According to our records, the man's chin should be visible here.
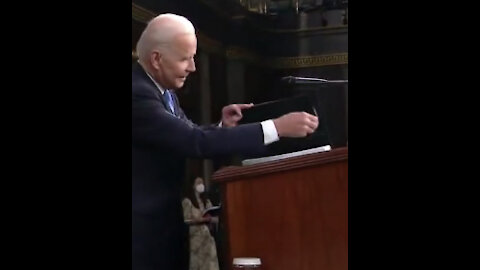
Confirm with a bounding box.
[175,82,185,88]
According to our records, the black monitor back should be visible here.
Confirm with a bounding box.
[239,95,331,157]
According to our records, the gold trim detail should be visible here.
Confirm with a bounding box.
[259,25,348,35]
[132,49,347,68]
[269,53,348,68]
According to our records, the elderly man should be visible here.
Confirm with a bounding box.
[132,13,318,270]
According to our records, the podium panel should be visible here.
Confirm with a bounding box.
[212,147,348,270]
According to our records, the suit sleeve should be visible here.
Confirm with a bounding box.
[132,92,267,158]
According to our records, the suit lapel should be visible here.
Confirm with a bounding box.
[133,62,173,114]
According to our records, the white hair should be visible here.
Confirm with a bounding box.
[136,13,196,63]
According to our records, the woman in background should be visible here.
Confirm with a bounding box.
[182,176,219,270]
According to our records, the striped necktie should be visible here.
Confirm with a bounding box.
[163,90,176,115]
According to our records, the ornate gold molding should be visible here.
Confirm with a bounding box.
[258,25,348,35]
[132,48,347,68]
[268,53,348,68]
[223,50,348,68]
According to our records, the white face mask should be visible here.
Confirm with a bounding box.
[195,184,205,194]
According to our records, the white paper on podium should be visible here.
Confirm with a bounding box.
[241,145,331,166]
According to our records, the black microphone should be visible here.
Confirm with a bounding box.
[281,76,348,85]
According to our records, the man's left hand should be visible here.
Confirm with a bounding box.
[221,103,253,127]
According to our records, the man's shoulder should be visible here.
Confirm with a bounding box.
[132,67,158,99]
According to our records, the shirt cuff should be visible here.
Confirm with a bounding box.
[261,120,279,145]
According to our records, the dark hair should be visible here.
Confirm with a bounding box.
[184,176,208,209]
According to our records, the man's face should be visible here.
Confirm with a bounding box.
[155,33,197,89]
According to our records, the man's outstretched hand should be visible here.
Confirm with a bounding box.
[273,112,318,138]
[221,103,254,127]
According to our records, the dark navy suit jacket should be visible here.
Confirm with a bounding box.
[132,63,267,270]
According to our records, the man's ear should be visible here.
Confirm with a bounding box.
[150,51,162,70]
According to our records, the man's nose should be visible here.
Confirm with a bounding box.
[187,58,196,72]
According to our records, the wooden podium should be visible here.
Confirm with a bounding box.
[212,147,348,270]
